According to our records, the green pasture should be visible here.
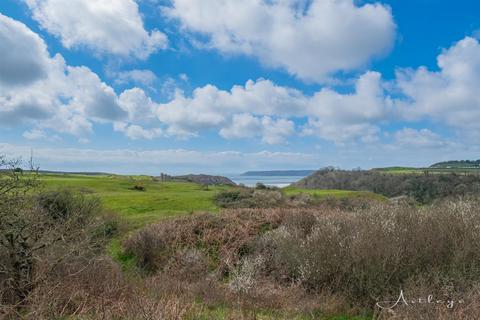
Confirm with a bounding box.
[374,167,480,175]
[283,186,386,201]
[37,173,231,229]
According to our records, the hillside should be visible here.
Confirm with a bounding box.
[174,174,236,185]
[430,160,480,168]
[294,168,480,203]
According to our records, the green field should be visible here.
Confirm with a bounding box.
[37,173,389,229]
[374,167,480,175]
[38,173,231,229]
[284,186,386,201]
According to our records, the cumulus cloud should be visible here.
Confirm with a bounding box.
[155,79,307,141]
[24,0,168,59]
[165,0,395,82]
[0,14,126,139]
[118,88,158,122]
[302,71,391,143]
[0,14,50,86]
[219,114,294,144]
[396,37,480,137]
[6,8,480,149]
[156,73,392,144]
[219,113,261,140]
[261,117,295,145]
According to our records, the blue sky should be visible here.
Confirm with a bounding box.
[1,0,480,174]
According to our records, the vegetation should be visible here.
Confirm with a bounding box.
[295,168,480,203]
[5,157,480,319]
[37,173,231,229]
[430,159,480,168]
[124,200,480,319]
[0,159,115,318]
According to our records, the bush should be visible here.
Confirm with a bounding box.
[258,200,480,307]
[0,188,105,312]
[214,188,286,208]
[132,184,146,191]
[123,209,287,274]
[37,189,101,220]
[124,199,480,315]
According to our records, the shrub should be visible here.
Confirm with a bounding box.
[123,209,287,274]
[132,184,146,191]
[0,188,105,312]
[37,189,101,220]
[258,200,480,307]
[124,199,480,315]
[214,188,286,208]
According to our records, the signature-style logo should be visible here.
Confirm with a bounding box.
[376,290,464,310]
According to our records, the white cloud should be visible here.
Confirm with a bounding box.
[155,73,392,144]
[123,125,163,140]
[303,71,391,143]
[0,14,126,138]
[114,69,157,86]
[119,88,158,122]
[393,128,449,148]
[0,14,50,86]
[0,14,394,145]
[396,37,480,138]
[24,0,168,59]
[261,117,295,145]
[219,114,294,144]
[219,113,261,140]
[165,0,395,82]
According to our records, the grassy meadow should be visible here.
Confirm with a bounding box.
[37,173,381,230]
[283,186,386,201]
[37,173,231,229]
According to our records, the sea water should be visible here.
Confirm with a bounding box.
[226,175,305,188]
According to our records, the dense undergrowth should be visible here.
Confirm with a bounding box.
[123,200,480,319]
[3,160,480,319]
[295,168,480,204]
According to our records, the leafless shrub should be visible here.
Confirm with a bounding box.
[123,199,480,315]
[124,208,287,274]
[259,200,480,309]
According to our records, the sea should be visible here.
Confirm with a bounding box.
[226,175,306,188]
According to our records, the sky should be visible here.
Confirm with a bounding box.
[1,0,480,174]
